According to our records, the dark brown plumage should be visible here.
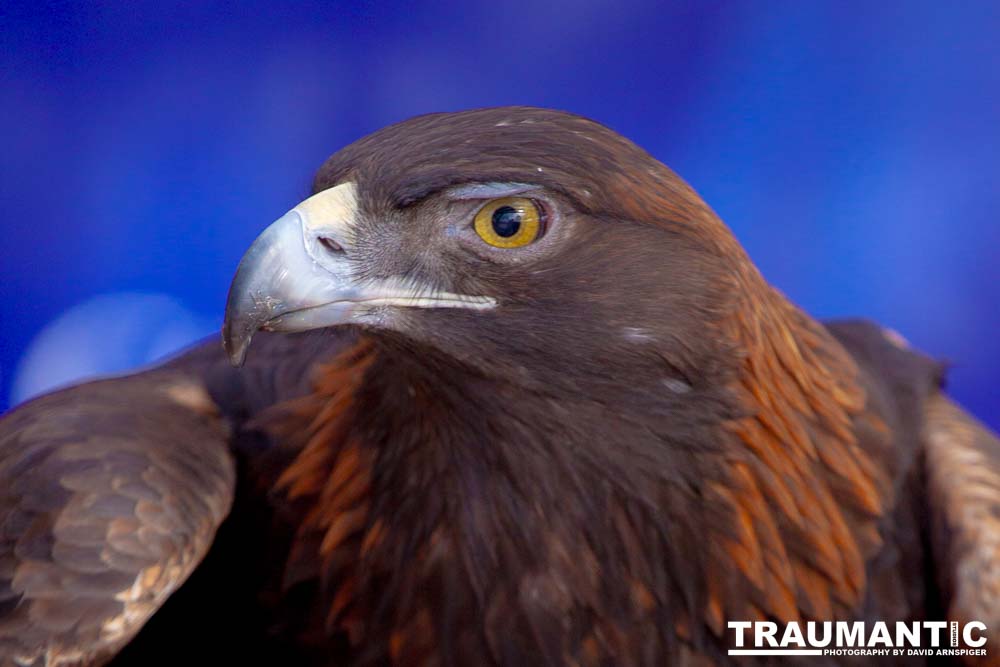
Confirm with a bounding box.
[1,106,998,666]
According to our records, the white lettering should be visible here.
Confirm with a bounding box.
[755,622,778,647]
[867,622,892,647]
[837,622,864,647]
[926,621,947,647]
[896,621,920,647]
[808,621,832,647]
[964,621,987,648]
[728,621,751,648]
[780,622,805,647]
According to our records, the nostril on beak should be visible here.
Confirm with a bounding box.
[318,236,345,254]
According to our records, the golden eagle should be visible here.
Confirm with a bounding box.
[1,107,997,666]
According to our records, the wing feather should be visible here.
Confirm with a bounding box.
[924,393,1000,647]
[0,372,235,666]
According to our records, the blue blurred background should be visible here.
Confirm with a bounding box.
[2,1,997,429]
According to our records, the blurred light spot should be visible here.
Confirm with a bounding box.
[11,292,215,405]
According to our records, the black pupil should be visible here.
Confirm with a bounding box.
[491,206,522,238]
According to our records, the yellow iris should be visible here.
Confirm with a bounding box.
[473,197,542,248]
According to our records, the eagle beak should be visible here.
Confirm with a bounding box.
[222,182,494,367]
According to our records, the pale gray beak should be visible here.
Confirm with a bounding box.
[222,182,495,366]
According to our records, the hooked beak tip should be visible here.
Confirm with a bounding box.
[221,320,252,368]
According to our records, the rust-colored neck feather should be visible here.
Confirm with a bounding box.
[706,274,891,631]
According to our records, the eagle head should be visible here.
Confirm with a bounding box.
[224,106,757,398]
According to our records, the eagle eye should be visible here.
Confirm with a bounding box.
[473,197,543,248]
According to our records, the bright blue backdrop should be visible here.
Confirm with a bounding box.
[2,1,998,430]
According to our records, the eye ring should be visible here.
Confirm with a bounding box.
[473,197,544,248]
